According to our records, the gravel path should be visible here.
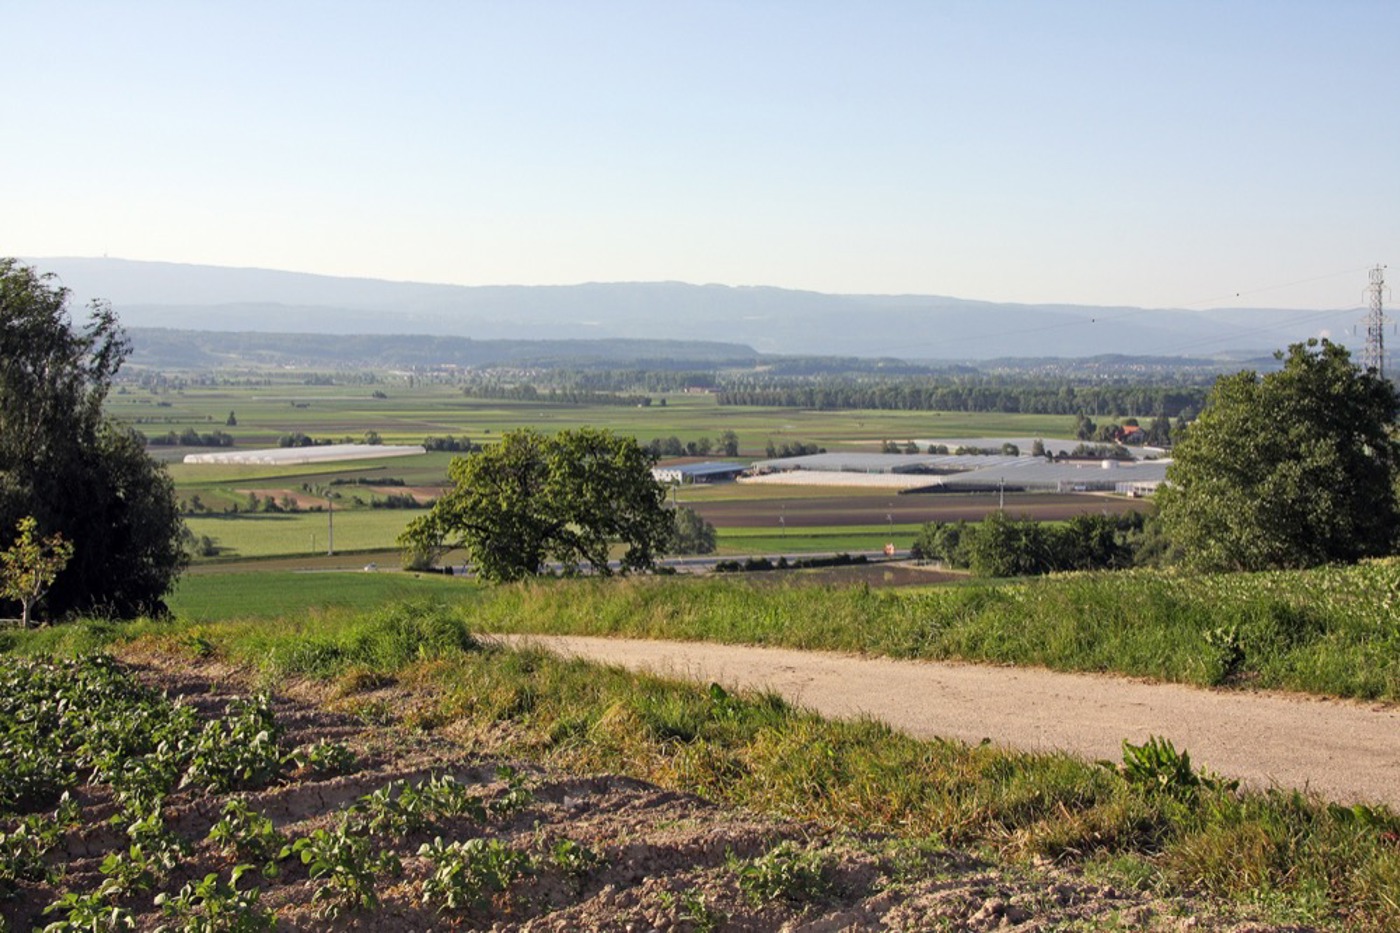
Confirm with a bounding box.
[493,634,1400,808]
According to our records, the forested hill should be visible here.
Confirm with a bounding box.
[32,257,1363,359]
[126,328,760,370]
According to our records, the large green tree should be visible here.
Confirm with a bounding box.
[1156,339,1400,572]
[400,427,672,582]
[0,259,188,619]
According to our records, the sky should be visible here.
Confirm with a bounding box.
[5,0,1397,310]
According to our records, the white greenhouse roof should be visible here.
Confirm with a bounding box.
[183,444,427,466]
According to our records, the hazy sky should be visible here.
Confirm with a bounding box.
[5,1,1396,309]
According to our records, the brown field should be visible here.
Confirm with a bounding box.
[689,492,1151,528]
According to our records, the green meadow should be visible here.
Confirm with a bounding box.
[166,569,475,620]
[184,511,421,559]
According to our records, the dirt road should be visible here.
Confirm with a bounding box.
[493,634,1400,808]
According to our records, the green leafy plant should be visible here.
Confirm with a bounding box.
[489,765,534,819]
[284,738,356,777]
[207,799,285,875]
[1119,736,1236,798]
[0,798,76,891]
[658,887,724,932]
[40,891,135,932]
[285,821,400,918]
[181,694,283,793]
[153,864,275,933]
[734,841,832,906]
[417,836,531,912]
[546,837,602,886]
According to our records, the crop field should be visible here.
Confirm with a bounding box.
[689,491,1148,528]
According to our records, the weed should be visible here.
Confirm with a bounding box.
[734,841,832,906]
[658,887,724,932]
[1119,736,1234,799]
[1203,624,1245,683]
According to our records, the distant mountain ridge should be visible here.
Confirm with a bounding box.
[24,257,1364,360]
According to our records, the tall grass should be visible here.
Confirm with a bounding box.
[468,559,1400,700]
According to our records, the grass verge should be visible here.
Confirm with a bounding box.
[465,559,1400,701]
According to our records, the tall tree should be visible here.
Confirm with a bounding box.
[0,259,188,618]
[1156,339,1400,572]
[400,427,671,582]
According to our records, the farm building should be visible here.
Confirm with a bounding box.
[935,457,1170,493]
[183,443,427,466]
[651,461,749,485]
[755,451,1025,475]
[746,449,1170,494]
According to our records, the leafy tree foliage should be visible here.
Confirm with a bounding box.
[0,516,74,626]
[0,260,188,618]
[668,506,717,555]
[400,428,671,582]
[913,512,1143,577]
[1157,340,1400,572]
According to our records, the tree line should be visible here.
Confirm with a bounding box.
[460,380,655,407]
[913,512,1154,576]
[715,378,1207,418]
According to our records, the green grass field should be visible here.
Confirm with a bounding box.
[167,569,476,620]
[184,511,420,558]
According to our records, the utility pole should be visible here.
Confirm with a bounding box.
[1363,265,1388,378]
[327,497,334,556]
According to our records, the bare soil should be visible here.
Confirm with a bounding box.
[689,492,1149,528]
[5,653,1310,931]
